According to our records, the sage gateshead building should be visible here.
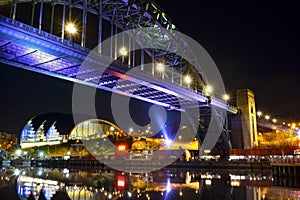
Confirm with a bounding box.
[20,112,123,149]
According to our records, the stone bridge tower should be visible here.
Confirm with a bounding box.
[236,89,258,149]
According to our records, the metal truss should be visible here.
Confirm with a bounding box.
[1,0,212,91]
[0,1,238,150]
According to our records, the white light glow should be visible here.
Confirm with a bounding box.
[165,139,172,146]
[156,63,165,72]
[205,85,213,94]
[119,47,128,56]
[184,75,192,84]
[66,23,76,34]
[222,94,230,101]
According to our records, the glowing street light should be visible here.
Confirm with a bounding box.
[66,22,77,41]
[156,62,165,72]
[66,23,76,34]
[257,111,262,117]
[119,47,128,56]
[265,115,270,120]
[205,85,213,95]
[222,94,230,101]
[184,74,192,88]
[272,119,277,123]
[184,74,192,84]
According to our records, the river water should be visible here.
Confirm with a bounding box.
[0,166,299,200]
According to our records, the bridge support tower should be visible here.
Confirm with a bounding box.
[236,89,258,149]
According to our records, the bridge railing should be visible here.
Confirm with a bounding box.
[0,15,90,54]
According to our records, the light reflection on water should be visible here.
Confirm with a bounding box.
[0,167,300,200]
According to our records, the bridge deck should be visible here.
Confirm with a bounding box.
[0,15,237,114]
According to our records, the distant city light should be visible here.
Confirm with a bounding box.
[66,23,76,34]
[118,145,126,151]
[14,169,20,176]
[272,119,277,123]
[265,115,270,120]
[119,47,128,56]
[110,126,115,131]
[16,149,22,156]
[39,152,44,157]
[205,179,212,185]
[129,128,134,132]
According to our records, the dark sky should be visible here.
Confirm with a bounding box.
[1,1,300,133]
[156,0,300,120]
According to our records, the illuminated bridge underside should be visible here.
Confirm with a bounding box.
[0,15,237,113]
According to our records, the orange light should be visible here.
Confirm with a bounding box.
[118,145,126,151]
[230,180,241,187]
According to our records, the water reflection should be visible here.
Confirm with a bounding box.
[0,166,300,199]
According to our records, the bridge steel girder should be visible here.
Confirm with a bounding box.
[0,0,238,150]
[2,0,214,93]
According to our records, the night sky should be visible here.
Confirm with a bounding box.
[156,0,300,120]
[0,1,300,133]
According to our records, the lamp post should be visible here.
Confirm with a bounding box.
[204,85,213,96]
[66,23,76,42]
[257,111,262,117]
[119,47,128,64]
[184,74,192,88]
[156,63,165,79]
[222,94,230,102]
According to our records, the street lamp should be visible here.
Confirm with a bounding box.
[257,111,262,117]
[222,94,230,101]
[184,74,192,88]
[265,115,270,120]
[119,47,128,64]
[272,119,277,123]
[156,62,165,79]
[204,85,213,95]
[156,62,165,72]
[119,47,128,56]
[66,23,77,41]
